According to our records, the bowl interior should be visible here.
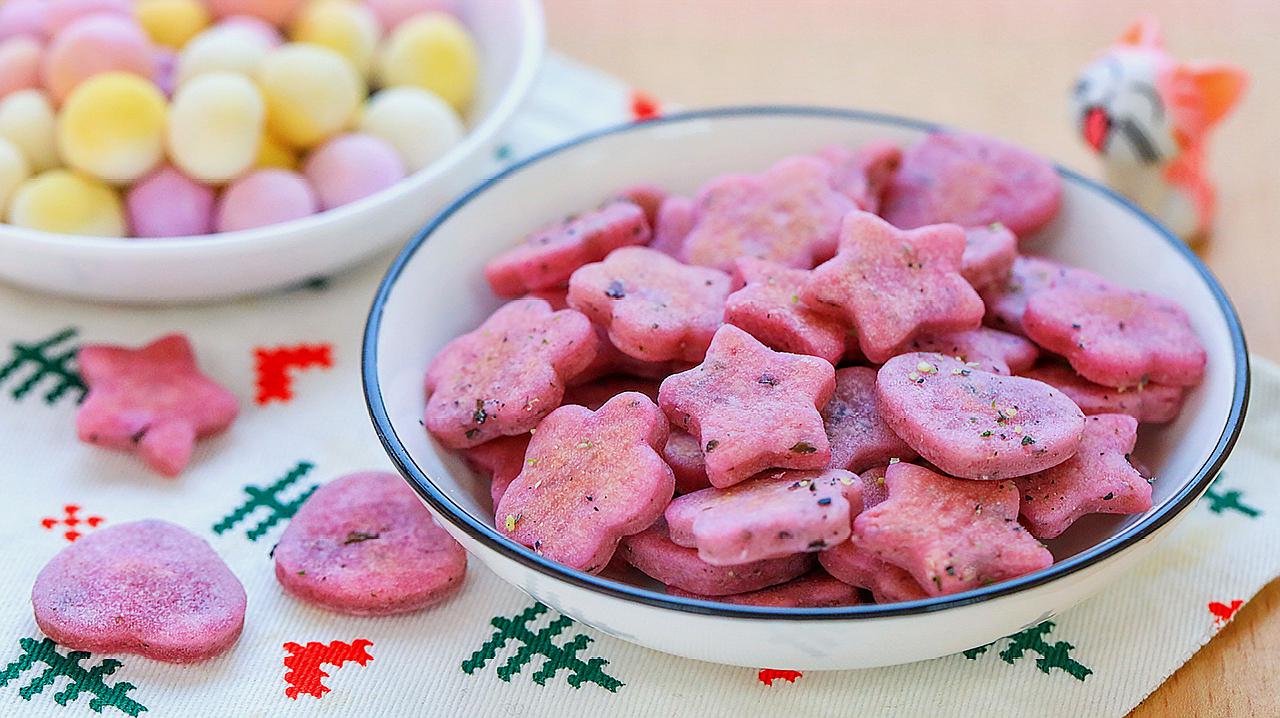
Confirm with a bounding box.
[368,109,1245,604]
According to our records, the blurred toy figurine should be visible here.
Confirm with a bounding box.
[1071,17,1246,243]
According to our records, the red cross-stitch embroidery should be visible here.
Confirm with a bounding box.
[757,668,802,686]
[1209,599,1244,626]
[283,639,373,699]
[254,344,333,405]
[40,505,104,542]
[630,90,661,122]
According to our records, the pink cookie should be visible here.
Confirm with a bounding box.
[303,133,406,211]
[819,140,902,212]
[619,521,813,596]
[274,471,468,615]
[659,325,835,488]
[902,327,1039,376]
[665,468,858,565]
[648,195,695,257]
[724,257,846,364]
[681,155,856,271]
[0,0,47,41]
[562,375,660,411]
[980,255,1106,335]
[617,183,666,227]
[1022,362,1185,424]
[207,0,305,25]
[961,223,1018,291]
[41,14,154,103]
[126,165,216,237]
[1023,282,1207,388]
[662,430,711,495]
[882,131,1062,237]
[854,463,1052,596]
[803,211,983,363]
[32,520,245,663]
[567,246,731,363]
[462,433,530,507]
[857,464,890,508]
[45,0,131,35]
[668,571,861,608]
[819,537,928,604]
[823,367,917,473]
[77,334,239,477]
[0,36,42,97]
[528,288,680,385]
[484,201,650,297]
[216,169,318,232]
[424,298,596,449]
[496,392,674,573]
[1014,414,1150,539]
[877,352,1085,480]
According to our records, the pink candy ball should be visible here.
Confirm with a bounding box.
[303,133,406,210]
[0,37,43,98]
[366,0,458,31]
[45,0,132,36]
[206,0,305,27]
[214,15,284,46]
[127,165,216,237]
[216,169,318,232]
[42,14,154,103]
[151,47,177,96]
[0,0,49,41]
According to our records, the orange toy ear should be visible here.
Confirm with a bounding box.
[1116,16,1164,48]
[1182,62,1248,126]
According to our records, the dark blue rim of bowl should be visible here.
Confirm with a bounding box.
[363,105,1250,620]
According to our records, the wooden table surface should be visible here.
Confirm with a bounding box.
[543,1,1280,715]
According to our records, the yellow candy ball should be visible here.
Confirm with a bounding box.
[8,169,126,237]
[257,43,364,148]
[290,0,382,78]
[0,89,60,173]
[375,12,477,112]
[255,133,297,169]
[175,23,273,87]
[57,72,167,184]
[0,137,31,213]
[167,72,264,183]
[135,0,211,49]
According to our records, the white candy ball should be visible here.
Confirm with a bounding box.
[0,89,59,172]
[357,86,462,172]
[167,72,264,182]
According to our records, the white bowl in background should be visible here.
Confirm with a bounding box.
[0,0,544,303]
[363,107,1249,670]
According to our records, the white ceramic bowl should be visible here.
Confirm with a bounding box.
[0,0,544,303]
[363,107,1249,670]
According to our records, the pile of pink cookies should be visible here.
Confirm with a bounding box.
[426,130,1207,608]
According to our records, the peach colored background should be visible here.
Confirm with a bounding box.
[543,1,1280,715]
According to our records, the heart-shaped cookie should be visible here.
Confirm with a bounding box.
[32,520,246,663]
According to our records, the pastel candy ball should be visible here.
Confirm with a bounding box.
[376,12,477,112]
[175,23,276,87]
[167,72,264,183]
[45,0,132,35]
[303,132,404,210]
[258,43,365,148]
[0,137,31,213]
[206,0,305,26]
[42,14,155,103]
[8,169,125,236]
[366,0,457,31]
[151,46,177,95]
[0,36,43,98]
[274,471,468,615]
[31,519,246,663]
[126,164,215,237]
[0,0,48,41]
[135,0,211,48]
[290,0,382,77]
[0,89,59,171]
[215,168,317,232]
[358,86,462,172]
[214,14,284,46]
[58,72,167,183]
[255,133,297,169]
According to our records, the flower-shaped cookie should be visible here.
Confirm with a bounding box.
[1022,362,1185,424]
[819,140,902,213]
[980,255,1105,335]
[619,521,813,596]
[667,571,861,607]
[960,223,1017,291]
[902,326,1039,376]
[724,257,847,364]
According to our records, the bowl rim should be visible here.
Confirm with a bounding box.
[362,105,1251,620]
[2,0,546,251]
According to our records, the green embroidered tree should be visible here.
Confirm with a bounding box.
[462,603,623,691]
[1203,474,1261,518]
[963,621,1092,681]
[0,328,86,405]
[0,637,147,715]
[213,461,318,541]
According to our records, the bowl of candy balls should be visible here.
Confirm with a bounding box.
[0,0,543,302]
[364,107,1248,670]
